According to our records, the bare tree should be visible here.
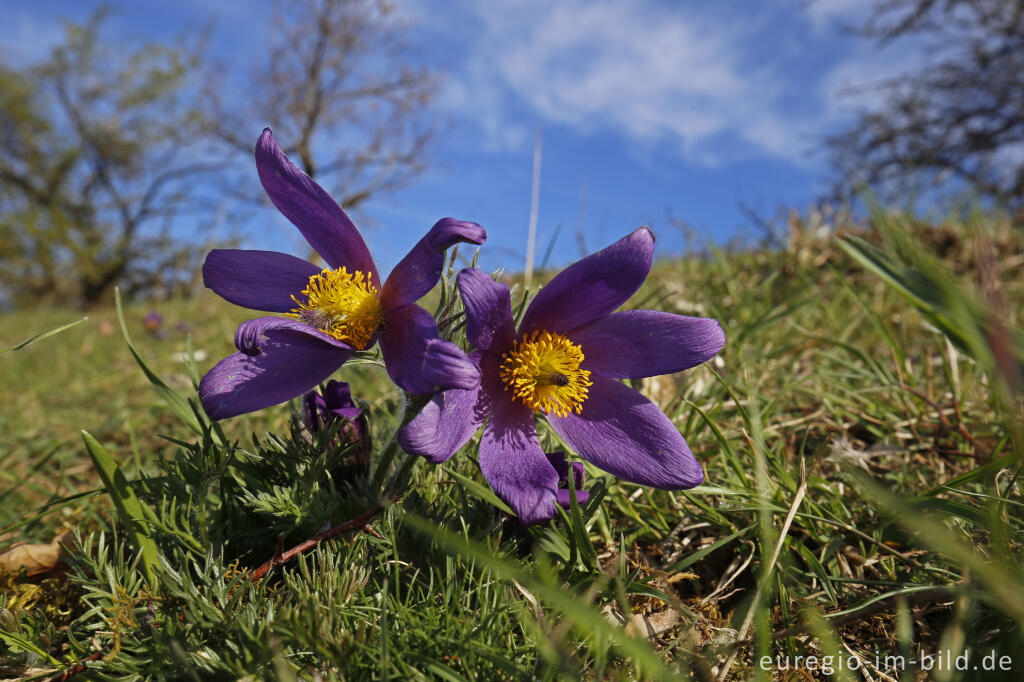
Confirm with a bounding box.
[827,0,1024,213]
[1,1,436,308]
[0,9,225,307]
[202,0,435,212]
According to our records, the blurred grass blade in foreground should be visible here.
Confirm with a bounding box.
[837,210,1024,393]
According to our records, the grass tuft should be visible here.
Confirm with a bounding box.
[0,208,1021,679]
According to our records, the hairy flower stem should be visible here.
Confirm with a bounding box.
[371,436,402,493]
[371,391,428,492]
[386,451,421,494]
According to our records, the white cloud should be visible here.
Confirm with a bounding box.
[496,3,744,140]
[435,0,820,165]
[415,0,928,168]
[819,40,924,121]
[802,0,869,33]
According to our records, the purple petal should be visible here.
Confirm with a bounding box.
[399,366,489,463]
[327,405,362,420]
[479,396,559,524]
[203,249,319,313]
[570,461,586,491]
[255,129,378,281]
[321,379,362,420]
[305,380,362,433]
[380,304,480,394]
[571,310,726,379]
[547,452,591,507]
[545,451,571,481]
[234,316,356,355]
[456,268,516,353]
[303,390,327,433]
[200,331,350,420]
[555,486,591,508]
[381,218,487,309]
[547,375,703,489]
[520,227,655,336]
[323,379,354,407]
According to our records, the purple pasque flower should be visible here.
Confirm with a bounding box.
[398,228,726,524]
[199,128,485,420]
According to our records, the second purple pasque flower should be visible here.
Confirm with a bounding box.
[199,129,485,419]
[399,228,726,524]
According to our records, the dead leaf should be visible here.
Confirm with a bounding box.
[624,608,682,639]
[665,570,699,584]
[0,530,73,578]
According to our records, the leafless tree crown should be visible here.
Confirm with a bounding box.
[203,0,436,210]
[827,0,1024,212]
[0,9,222,307]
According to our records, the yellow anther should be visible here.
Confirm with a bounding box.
[499,330,592,417]
[287,268,383,350]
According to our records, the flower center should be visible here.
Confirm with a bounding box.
[499,330,592,417]
[288,267,383,350]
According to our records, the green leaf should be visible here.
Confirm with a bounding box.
[824,584,952,620]
[0,630,62,666]
[626,581,674,604]
[425,663,469,682]
[81,430,161,586]
[558,464,599,571]
[909,497,990,529]
[924,447,1013,497]
[0,317,87,355]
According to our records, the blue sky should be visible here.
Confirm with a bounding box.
[1,0,914,274]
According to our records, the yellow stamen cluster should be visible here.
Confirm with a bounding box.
[499,330,592,417]
[288,267,383,350]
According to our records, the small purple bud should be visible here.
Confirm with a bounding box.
[302,380,371,483]
[144,310,164,332]
[546,451,590,508]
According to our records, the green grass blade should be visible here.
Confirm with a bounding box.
[114,287,205,435]
[0,316,88,355]
[668,525,752,573]
[838,234,1021,373]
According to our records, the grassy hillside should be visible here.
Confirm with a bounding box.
[0,210,1021,680]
